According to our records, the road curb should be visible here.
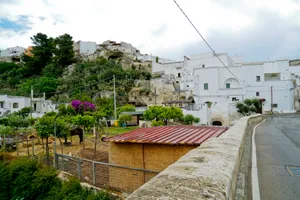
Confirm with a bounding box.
[251,119,265,200]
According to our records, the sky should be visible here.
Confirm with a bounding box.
[0,0,300,61]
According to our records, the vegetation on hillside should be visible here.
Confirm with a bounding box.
[0,32,151,108]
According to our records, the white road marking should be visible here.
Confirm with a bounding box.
[252,119,266,200]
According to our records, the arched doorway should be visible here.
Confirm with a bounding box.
[212,121,222,126]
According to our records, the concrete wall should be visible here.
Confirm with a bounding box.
[108,143,196,191]
[127,115,264,200]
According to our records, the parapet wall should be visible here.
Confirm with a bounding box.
[127,115,263,200]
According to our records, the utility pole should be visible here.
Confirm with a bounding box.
[154,87,157,105]
[178,84,180,100]
[113,75,117,120]
[30,86,33,117]
[43,92,46,113]
[271,86,273,113]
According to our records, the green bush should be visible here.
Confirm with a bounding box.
[0,158,116,200]
[183,114,200,125]
[118,114,132,126]
[151,120,164,126]
[236,98,261,116]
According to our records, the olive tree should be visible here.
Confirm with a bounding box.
[35,116,67,162]
[118,114,132,126]
[144,106,183,125]
[0,125,12,150]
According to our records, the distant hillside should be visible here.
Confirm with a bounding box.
[0,33,152,106]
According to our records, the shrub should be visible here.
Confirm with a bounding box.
[0,158,116,200]
[118,114,132,126]
[151,120,164,126]
[236,98,261,116]
[183,114,200,125]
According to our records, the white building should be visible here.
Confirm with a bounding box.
[0,95,56,118]
[0,46,25,57]
[154,52,299,126]
[74,41,97,55]
[98,40,141,56]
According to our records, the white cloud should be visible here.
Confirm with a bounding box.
[0,0,300,61]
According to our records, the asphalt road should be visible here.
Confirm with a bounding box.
[255,114,300,200]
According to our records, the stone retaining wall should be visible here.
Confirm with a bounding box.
[127,115,263,200]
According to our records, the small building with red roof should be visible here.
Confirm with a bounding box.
[103,125,228,191]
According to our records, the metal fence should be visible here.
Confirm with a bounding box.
[54,153,160,193]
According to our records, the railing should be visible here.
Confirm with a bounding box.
[54,153,160,193]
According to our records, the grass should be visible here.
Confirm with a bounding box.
[107,126,139,136]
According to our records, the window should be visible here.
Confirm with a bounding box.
[256,92,260,96]
[13,103,18,108]
[204,83,208,90]
[256,76,260,82]
[202,64,205,68]
[34,103,37,111]
[226,83,230,88]
[272,104,278,108]
[0,102,4,108]
[232,97,237,101]
[178,73,181,78]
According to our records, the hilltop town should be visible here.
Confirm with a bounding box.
[1,36,300,126]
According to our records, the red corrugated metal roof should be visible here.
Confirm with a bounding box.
[103,126,228,145]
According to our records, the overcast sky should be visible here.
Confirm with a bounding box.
[0,0,300,61]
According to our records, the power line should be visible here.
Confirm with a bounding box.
[35,76,114,96]
[172,0,244,82]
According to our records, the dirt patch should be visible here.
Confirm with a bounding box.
[79,148,109,163]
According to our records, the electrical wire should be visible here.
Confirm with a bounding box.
[172,0,245,82]
[34,76,114,96]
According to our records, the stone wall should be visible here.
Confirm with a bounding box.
[127,115,264,200]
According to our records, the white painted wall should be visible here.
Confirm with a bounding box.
[0,46,25,57]
[182,104,211,125]
[0,95,55,117]
[74,41,97,55]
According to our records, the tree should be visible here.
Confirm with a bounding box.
[236,98,261,116]
[143,106,165,121]
[17,77,58,98]
[95,97,114,119]
[53,33,75,67]
[58,104,76,116]
[71,115,95,133]
[71,115,95,149]
[160,106,183,125]
[144,106,183,125]
[22,33,54,75]
[0,125,12,150]
[118,114,132,126]
[7,115,30,129]
[71,100,95,115]
[117,104,135,117]
[14,107,31,118]
[42,63,63,78]
[183,114,200,125]
[35,116,67,162]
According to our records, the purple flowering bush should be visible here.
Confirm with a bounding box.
[71,100,95,114]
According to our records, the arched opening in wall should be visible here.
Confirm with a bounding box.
[212,121,222,126]
[224,78,240,89]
